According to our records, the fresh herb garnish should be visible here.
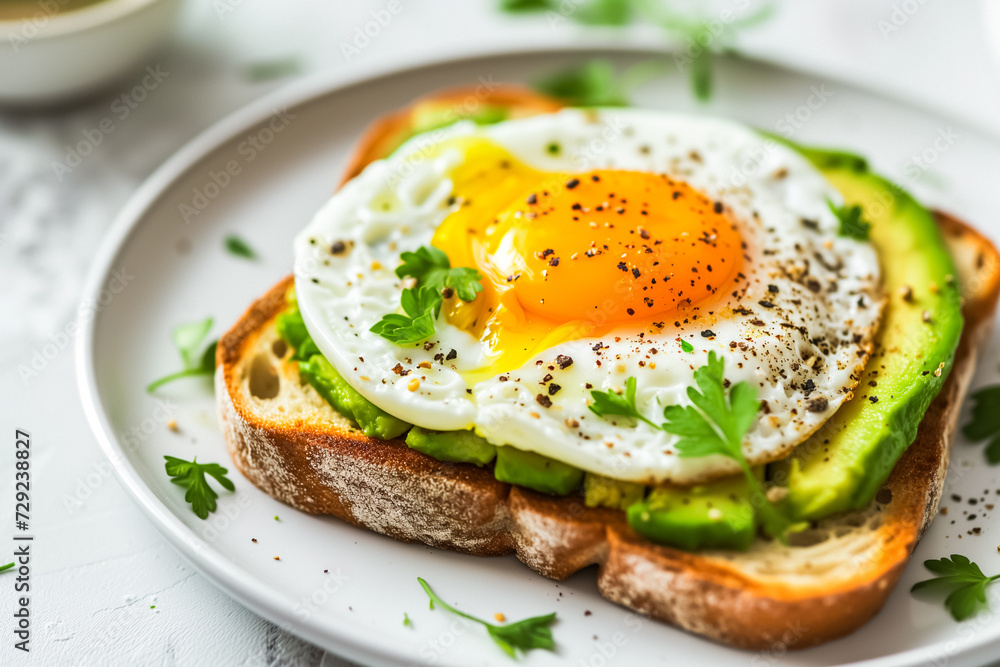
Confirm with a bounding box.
[680,340,694,353]
[911,554,1000,621]
[0,562,14,573]
[961,385,1000,464]
[534,60,630,107]
[417,577,556,657]
[827,199,872,240]
[371,246,483,345]
[147,318,218,392]
[574,0,632,26]
[163,456,235,519]
[403,612,411,627]
[225,234,257,260]
[396,246,484,301]
[498,0,552,11]
[588,354,796,541]
[661,352,797,542]
[504,1,775,102]
[370,286,441,345]
[588,377,658,429]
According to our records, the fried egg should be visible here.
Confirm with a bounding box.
[293,108,883,485]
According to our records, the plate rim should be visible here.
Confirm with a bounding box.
[75,45,1000,667]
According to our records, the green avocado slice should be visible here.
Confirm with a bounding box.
[776,140,964,519]
[627,475,757,551]
[405,426,496,466]
[276,305,411,440]
[494,447,584,496]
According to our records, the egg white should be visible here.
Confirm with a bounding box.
[293,108,883,485]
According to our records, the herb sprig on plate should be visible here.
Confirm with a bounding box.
[164,456,235,519]
[147,317,218,392]
[501,0,775,102]
[961,385,1000,464]
[418,577,557,657]
[911,554,1000,621]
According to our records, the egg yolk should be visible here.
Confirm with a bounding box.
[429,140,744,380]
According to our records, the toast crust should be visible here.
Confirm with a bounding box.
[215,87,1000,650]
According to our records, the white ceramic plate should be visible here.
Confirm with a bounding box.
[77,49,1000,667]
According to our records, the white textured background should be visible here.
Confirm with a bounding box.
[2,1,1000,665]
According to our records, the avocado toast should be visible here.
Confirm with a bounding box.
[215,87,1000,649]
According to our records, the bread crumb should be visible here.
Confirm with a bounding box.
[417,361,432,369]
[273,556,280,561]
[494,613,505,622]
[167,420,179,433]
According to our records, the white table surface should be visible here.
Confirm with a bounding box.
[3,1,1000,665]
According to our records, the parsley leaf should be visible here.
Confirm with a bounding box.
[0,562,14,573]
[535,60,629,107]
[403,612,411,627]
[588,376,658,428]
[827,199,872,240]
[396,246,484,301]
[147,318,218,392]
[370,286,441,345]
[517,2,774,103]
[961,385,1000,464]
[911,554,1000,621]
[575,0,632,26]
[418,577,557,657]
[372,246,483,345]
[662,352,798,542]
[680,340,694,353]
[499,0,553,11]
[224,234,257,260]
[163,456,235,520]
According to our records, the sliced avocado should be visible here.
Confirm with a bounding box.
[776,140,964,520]
[388,104,509,158]
[275,306,320,361]
[276,300,411,440]
[494,447,584,495]
[298,355,411,440]
[583,473,645,511]
[627,475,757,551]
[405,426,496,466]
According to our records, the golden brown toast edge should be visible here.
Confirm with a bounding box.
[215,87,1000,650]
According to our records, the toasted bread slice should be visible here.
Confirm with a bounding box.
[216,88,1000,649]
